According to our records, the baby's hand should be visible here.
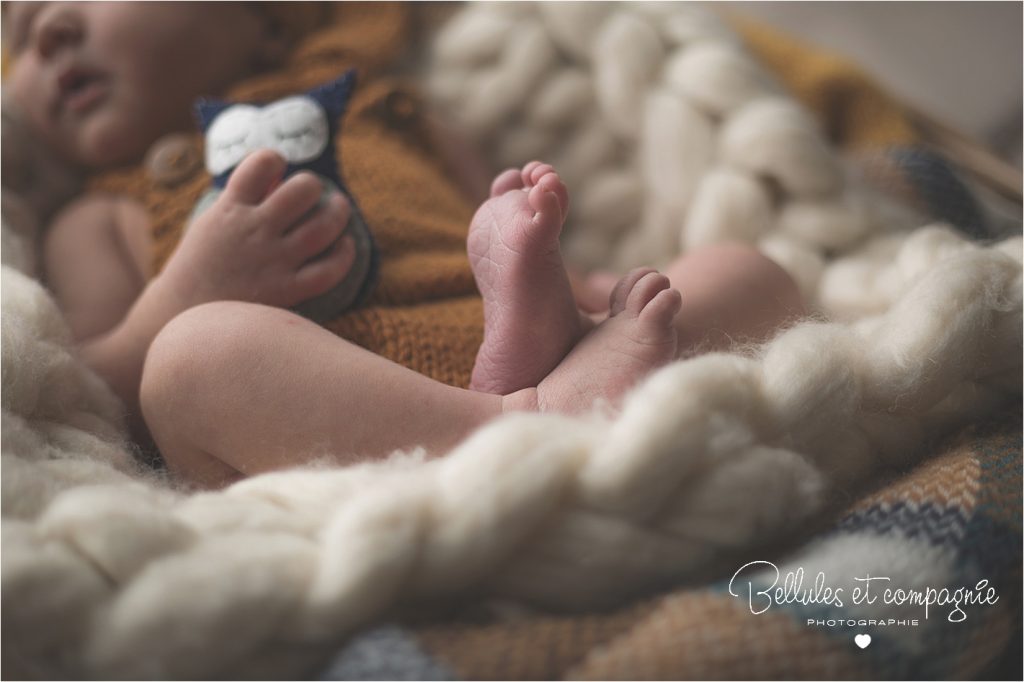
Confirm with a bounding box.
[163,150,356,309]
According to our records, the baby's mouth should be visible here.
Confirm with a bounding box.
[56,67,109,115]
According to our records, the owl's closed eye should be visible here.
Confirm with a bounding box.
[204,97,329,175]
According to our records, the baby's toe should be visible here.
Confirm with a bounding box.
[624,271,672,318]
[527,183,564,234]
[526,163,556,187]
[491,168,524,197]
[520,161,545,187]
[609,267,658,316]
[225,149,287,205]
[536,172,570,222]
[638,287,682,330]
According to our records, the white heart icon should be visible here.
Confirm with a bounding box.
[855,634,871,649]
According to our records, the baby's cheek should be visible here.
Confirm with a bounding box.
[7,65,49,138]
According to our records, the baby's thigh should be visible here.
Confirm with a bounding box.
[141,302,308,486]
[663,242,806,351]
[142,301,379,484]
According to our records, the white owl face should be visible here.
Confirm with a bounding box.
[205,96,329,175]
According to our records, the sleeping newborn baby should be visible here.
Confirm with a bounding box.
[6,1,804,488]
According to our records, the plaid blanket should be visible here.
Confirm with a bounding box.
[736,17,1019,243]
[320,409,1021,680]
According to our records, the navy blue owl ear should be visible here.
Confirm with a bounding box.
[194,98,233,133]
[306,69,357,122]
[193,69,357,132]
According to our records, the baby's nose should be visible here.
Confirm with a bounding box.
[35,7,83,59]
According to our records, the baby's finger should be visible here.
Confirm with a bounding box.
[260,172,325,230]
[284,194,349,264]
[224,149,287,205]
[292,235,357,301]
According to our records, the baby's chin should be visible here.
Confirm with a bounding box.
[67,114,157,170]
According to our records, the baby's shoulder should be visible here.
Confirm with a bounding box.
[50,191,121,227]
[48,192,133,241]
[47,193,152,273]
[52,192,148,228]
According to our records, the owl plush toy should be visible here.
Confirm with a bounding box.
[190,70,378,322]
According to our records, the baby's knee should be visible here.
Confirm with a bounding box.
[730,244,805,316]
[141,302,266,442]
[142,301,288,484]
[670,242,804,313]
[663,242,807,349]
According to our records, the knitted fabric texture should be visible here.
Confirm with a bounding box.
[2,2,1021,679]
[89,2,483,388]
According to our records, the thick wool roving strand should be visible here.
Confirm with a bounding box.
[427,1,920,311]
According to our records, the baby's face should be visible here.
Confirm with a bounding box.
[6,2,274,169]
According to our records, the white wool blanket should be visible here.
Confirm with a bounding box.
[2,3,1021,678]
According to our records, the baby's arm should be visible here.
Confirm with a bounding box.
[44,194,152,341]
[46,151,357,441]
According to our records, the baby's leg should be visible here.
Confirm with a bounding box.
[142,268,680,489]
[578,243,806,354]
[663,243,805,352]
[141,302,503,488]
[468,163,587,394]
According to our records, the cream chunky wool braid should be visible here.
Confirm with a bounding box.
[427,2,930,313]
[2,2,1021,678]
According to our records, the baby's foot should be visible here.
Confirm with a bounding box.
[468,162,584,394]
[507,269,682,414]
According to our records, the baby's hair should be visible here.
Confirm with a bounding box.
[1,1,19,74]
